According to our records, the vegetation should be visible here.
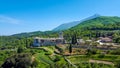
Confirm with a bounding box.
[1,53,32,68]
[69,44,72,54]
[1,16,120,68]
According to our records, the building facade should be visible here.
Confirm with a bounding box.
[33,32,64,47]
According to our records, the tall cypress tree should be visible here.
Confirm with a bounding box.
[69,43,72,54]
[71,33,77,44]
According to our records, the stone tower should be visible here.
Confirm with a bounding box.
[59,31,63,38]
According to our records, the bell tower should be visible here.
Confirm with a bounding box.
[59,31,63,38]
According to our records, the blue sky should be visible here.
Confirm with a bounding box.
[0,0,120,35]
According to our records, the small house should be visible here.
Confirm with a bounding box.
[100,37,112,43]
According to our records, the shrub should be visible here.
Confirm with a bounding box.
[1,53,32,68]
[110,49,120,55]
[17,46,25,53]
[45,52,52,55]
[98,54,105,58]
[54,55,61,62]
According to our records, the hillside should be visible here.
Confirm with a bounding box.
[70,16,120,31]
[63,16,120,40]
[52,14,100,31]
[52,21,80,31]
[11,15,120,38]
[1,15,120,68]
[12,31,58,38]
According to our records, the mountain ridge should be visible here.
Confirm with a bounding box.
[12,15,120,37]
[70,16,120,31]
[52,14,101,31]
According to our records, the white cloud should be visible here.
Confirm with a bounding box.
[0,15,21,24]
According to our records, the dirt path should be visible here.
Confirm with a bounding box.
[89,59,114,65]
[31,56,35,62]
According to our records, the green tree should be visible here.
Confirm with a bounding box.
[17,46,24,53]
[1,54,32,68]
[116,61,120,68]
[69,44,72,54]
[113,36,120,44]
[71,33,77,44]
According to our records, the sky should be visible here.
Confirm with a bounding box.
[0,0,120,35]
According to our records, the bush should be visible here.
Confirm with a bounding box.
[116,61,120,68]
[110,49,120,55]
[45,52,52,55]
[98,54,105,58]
[54,55,61,62]
[17,46,25,53]
[1,53,32,68]
[30,50,36,55]
[86,49,96,56]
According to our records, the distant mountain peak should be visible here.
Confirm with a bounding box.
[52,21,80,31]
[93,14,101,17]
[84,14,101,20]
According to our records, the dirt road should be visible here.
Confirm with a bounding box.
[89,59,114,65]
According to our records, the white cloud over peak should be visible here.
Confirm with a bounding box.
[0,15,21,24]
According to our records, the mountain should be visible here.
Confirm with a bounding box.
[13,14,101,37]
[52,14,100,31]
[70,16,120,30]
[62,16,120,40]
[52,21,80,31]
[12,15,120,37]
[12,31,43,37]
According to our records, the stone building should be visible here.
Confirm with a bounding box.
[33,32,64,46]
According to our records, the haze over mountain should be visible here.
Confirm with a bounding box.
[52,21,80,31]
[52,14,100,31]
